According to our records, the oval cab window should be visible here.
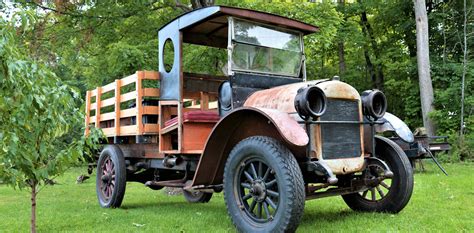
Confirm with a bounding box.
[163,39,174,73]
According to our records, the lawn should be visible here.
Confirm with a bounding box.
[1,162,473,232]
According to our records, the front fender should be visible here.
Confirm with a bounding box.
[252,108,309,146]
[191,107,308,187]
[375,112,414,143]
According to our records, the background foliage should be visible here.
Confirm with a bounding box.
[0,0,472,160]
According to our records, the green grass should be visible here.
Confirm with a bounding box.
[1,162,473,232]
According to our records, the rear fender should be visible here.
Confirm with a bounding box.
[191,107,308,187]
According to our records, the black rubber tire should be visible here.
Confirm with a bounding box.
[342,136,414,213]
[183,190,213,203]
[223,136,305,233]
[96,145,127,208]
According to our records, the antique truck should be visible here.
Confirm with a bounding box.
[84,6,414,232]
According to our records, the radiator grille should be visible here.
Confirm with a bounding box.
[320,99,361,160]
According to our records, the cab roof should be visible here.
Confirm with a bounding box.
[159,6,319,48]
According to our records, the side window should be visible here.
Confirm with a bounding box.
[163,39,174,73]
[182,44,227,76]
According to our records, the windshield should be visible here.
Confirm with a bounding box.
[230,18,303,77]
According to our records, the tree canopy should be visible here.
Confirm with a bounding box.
[1,2,472,231]
[1,0,472,157]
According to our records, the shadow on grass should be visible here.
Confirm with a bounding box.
[121,200,226,213]
[300,209,356,226]
[413,169,451,177]
[123,198,370,226]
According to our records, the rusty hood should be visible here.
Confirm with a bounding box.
[244,80,361,113]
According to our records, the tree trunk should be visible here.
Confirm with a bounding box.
[31,182,37,233]
[337,0,346,76]
[414,0,436,136]
[363,48,376,84]
[321,49,325,76]
[360,9,384,90]
[338,42,346,75]
[376,63,384,90]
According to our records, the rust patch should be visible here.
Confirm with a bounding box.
[317,81,360,100]
[324,157,365,175]
[244,80,361,113]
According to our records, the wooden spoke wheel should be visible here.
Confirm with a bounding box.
[96,145,126,208]
[99,156,116,200]
[237,158,279,222]
[342,137,414,213]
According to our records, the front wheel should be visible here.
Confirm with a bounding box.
[223,136,305,233]
[96,145,126,208]
[342,136,414,213]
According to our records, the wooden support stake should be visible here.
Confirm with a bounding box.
[200,91,209,110]
[114,79,121,136]
[178,101,182,153]
[136,71,144,135]
[84,91,91,136]
[95,87,102,128]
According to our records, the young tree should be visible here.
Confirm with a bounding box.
[414,0,436,136]
[0,15,101,233]
[460,0,468,137]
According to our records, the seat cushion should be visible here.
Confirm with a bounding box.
[164,110,220,127]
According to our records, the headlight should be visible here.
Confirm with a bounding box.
[361,90,387,120]
[294,86,327,120]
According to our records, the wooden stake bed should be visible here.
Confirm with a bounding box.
[84,70,222,157]
[84,71,161,137]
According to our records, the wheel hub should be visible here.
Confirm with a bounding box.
[365,164,386,187]
[250,180,267,202]
[358,162,393,202]
[101,173,112,183]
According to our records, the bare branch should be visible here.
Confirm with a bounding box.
[190,0,214,10]
[175,0,192,12]
[29,1,167,20]
[30,2,108,19]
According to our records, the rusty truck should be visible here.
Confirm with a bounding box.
[85,6,415,232]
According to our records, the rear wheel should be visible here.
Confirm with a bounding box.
[342,136,414,213]
[183,190,213,203]
[224,136,305,233]
[96,145,126,208]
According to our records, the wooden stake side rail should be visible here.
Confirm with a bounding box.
[84,71,160,137]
